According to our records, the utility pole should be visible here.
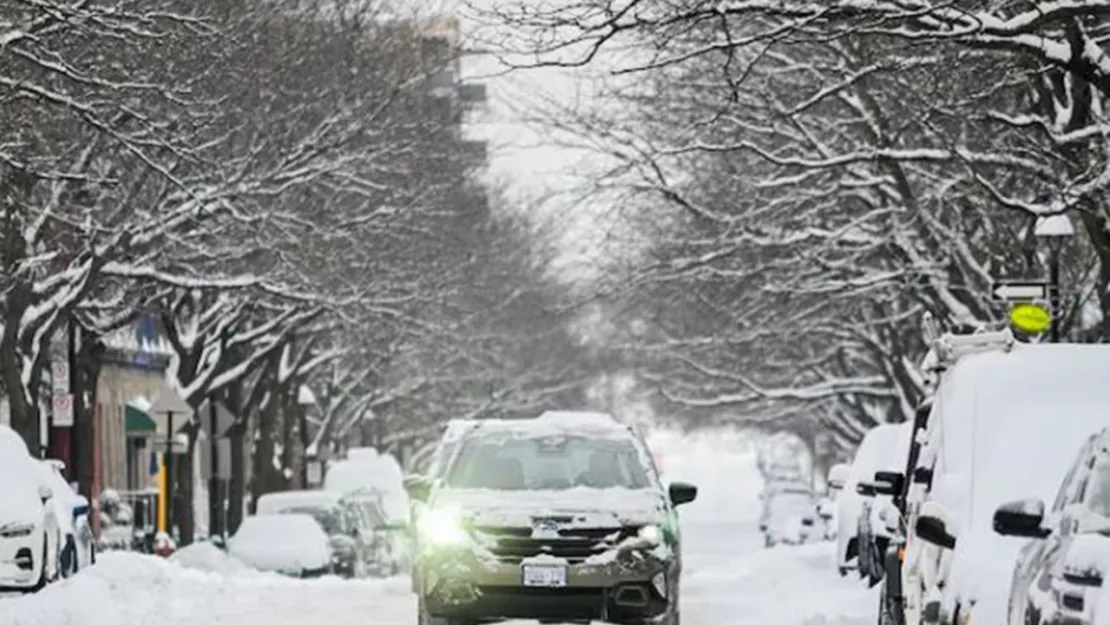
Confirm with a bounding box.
[208,399,221,539]
[1049,247,1062,342]
[165,409,175,538]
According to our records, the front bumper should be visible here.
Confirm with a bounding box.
[0,530,43,590]
[419,546,676,622]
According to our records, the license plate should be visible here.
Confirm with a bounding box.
[522,564,567,587]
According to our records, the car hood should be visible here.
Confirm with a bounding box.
[432,487,666,527]
[0,485,45,528]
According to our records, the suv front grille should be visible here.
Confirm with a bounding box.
[475,525,641,564]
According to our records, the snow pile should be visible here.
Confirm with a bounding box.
[170,542,254,575]
[0,552,404,625]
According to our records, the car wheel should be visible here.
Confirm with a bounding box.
[28,538,48,593]
[416,595,458,625]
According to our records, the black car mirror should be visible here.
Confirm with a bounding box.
[873,471,904,496]
[912,467,933,485]
[993,498,1049,539]
[668,482,698,507]
[915,514,956,549]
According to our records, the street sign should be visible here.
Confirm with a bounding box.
[991,281,1049,301]
[149,386,194,438]
[52,393,74,427]
[51,360,69,394]
[1010,303,1052,335]
[198,399,236,438]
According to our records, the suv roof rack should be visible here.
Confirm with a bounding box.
[927,327,1015,371]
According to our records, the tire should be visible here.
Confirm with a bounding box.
[878,581,896,625]
[27,538,48,593]
[417,594,452,625]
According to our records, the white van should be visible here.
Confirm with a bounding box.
[905,340,1110,625]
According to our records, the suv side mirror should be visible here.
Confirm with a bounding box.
[827,464,850,490]
[403,475,432,503]
[669,482,698,506]
[993,498,1049,538]
[873,471,904,496]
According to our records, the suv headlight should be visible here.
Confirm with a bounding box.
[0,523,34,538]
[418,508,470,547]
[639,524,663,546]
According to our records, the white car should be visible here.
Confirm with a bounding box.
[0,426,62,591]
[832,422,911,577]
[228,513,333,577]
[36,459,95,576]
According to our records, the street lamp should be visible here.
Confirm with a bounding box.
[1034,212,1076,342]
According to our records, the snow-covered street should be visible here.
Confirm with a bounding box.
[0,429,874,625]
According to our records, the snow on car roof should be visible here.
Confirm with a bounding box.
[255,489,342,514]
[471,411,629,440]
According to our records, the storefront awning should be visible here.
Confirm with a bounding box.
[125,397,156,433]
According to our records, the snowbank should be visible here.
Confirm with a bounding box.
[170,542,254,575]
[0,552,404,625]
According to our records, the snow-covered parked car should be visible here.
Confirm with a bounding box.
[36,459,94,576]
[833,422,911,578]
[759,486,822,547]
[407,410,697,625]
[0,426,62,591]
[255,489,372,578]
[227,513,333,577]
[906,340,1110,625]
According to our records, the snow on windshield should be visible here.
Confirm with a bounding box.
[228,513,330,570]
[446,433,650,491]
[255,490,341,516]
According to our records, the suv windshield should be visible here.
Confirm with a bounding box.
[446,434,651,491]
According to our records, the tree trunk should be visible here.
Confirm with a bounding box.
[228,420,246,532]
[178,426,199,545]
[250,382,281,506]
[73,328,102,495]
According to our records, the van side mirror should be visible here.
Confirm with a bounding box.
[993,498,1050,538]
[916,514,956,549]
[873,471,904,496]
[912,467,933,485]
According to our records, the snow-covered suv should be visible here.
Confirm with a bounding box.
[407,411,697,625]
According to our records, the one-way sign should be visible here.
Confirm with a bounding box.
[991,280,1049,301]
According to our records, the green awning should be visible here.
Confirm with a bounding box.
[125,402,156,433]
